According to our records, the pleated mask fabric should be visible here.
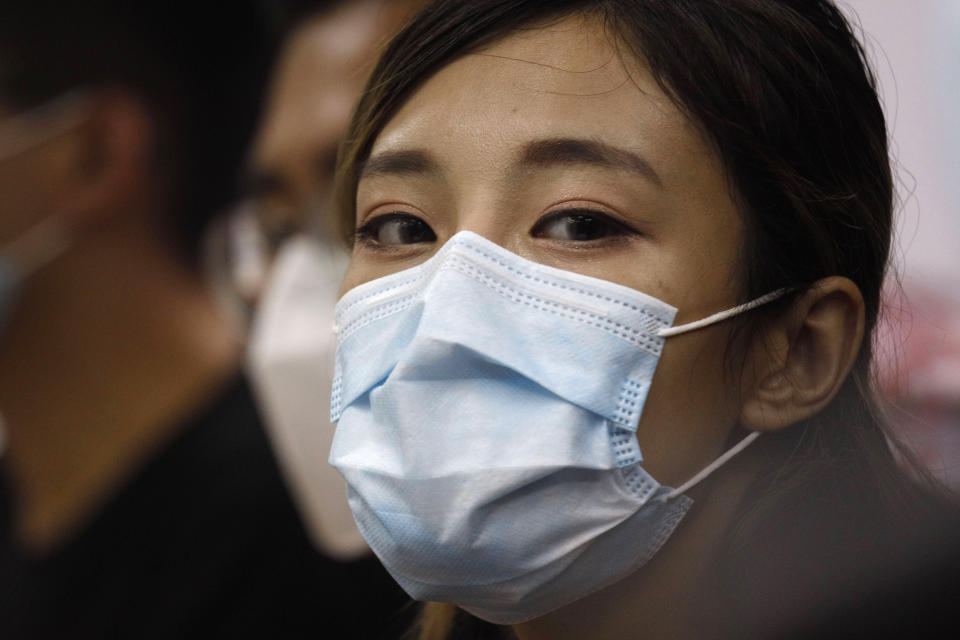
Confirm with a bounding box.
[329,231,698,624]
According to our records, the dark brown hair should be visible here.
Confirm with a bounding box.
[334,1,958,637]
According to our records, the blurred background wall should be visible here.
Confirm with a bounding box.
[844,0,960,489]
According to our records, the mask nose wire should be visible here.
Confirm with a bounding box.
[656,288,790,338]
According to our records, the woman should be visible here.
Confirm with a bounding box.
[328,1,959,638]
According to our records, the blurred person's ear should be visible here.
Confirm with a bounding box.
[52,90,154,229]
[738,276,866,431]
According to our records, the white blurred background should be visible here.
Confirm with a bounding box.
[845,0,959,286]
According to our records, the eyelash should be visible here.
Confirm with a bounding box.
[353,207,640,249]
[529,207,640,243]
[353,212,436,248]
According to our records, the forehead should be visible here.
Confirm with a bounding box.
[370,14,704,181]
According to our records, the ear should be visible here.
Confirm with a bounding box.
[50,90,154,229]
[739,276,865,431]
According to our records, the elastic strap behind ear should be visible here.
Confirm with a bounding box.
[667,431,761,499]
[2,217,74,278]
[657,289,789,338]
[0,91,90,163]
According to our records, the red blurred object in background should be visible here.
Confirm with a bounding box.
[878,282,960,491]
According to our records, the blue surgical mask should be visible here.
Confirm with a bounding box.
[329,231,783,624]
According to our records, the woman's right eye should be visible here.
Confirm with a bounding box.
[354,213,437,247]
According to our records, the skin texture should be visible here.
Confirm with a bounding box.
[340,14,866,639]
[0,92,240,553]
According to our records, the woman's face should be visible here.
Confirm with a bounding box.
[341,15,748,486]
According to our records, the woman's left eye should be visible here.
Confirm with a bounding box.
[530,209,635,242]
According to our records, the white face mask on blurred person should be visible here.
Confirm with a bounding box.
[245,233,367,558]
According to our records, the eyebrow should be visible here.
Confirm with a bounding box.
[358,137,662,186]
[359,149,441,180]
[518,138,662,187]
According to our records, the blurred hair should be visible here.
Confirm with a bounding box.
[0,1,280,265]
[334,1,959,637]
[276,0,421,33]
[272,0,343,30]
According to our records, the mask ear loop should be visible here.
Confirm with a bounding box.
[657,288,790,338]
[667,430,761,499]
[0,92,89,279]
[0,90,91,164]
[2,217,74,279]
[657,287,791,498]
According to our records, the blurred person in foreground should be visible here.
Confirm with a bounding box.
[0,2,410,638]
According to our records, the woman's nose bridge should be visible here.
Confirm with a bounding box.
[451,194,524,254]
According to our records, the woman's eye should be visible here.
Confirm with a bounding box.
[530,209,633,242]
[355,213,437,246]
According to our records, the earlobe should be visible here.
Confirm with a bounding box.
[740,276,865,432]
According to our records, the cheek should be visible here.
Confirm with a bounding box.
[338,257,369,298]
[634,326,743,486]
[338,245,435,298]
